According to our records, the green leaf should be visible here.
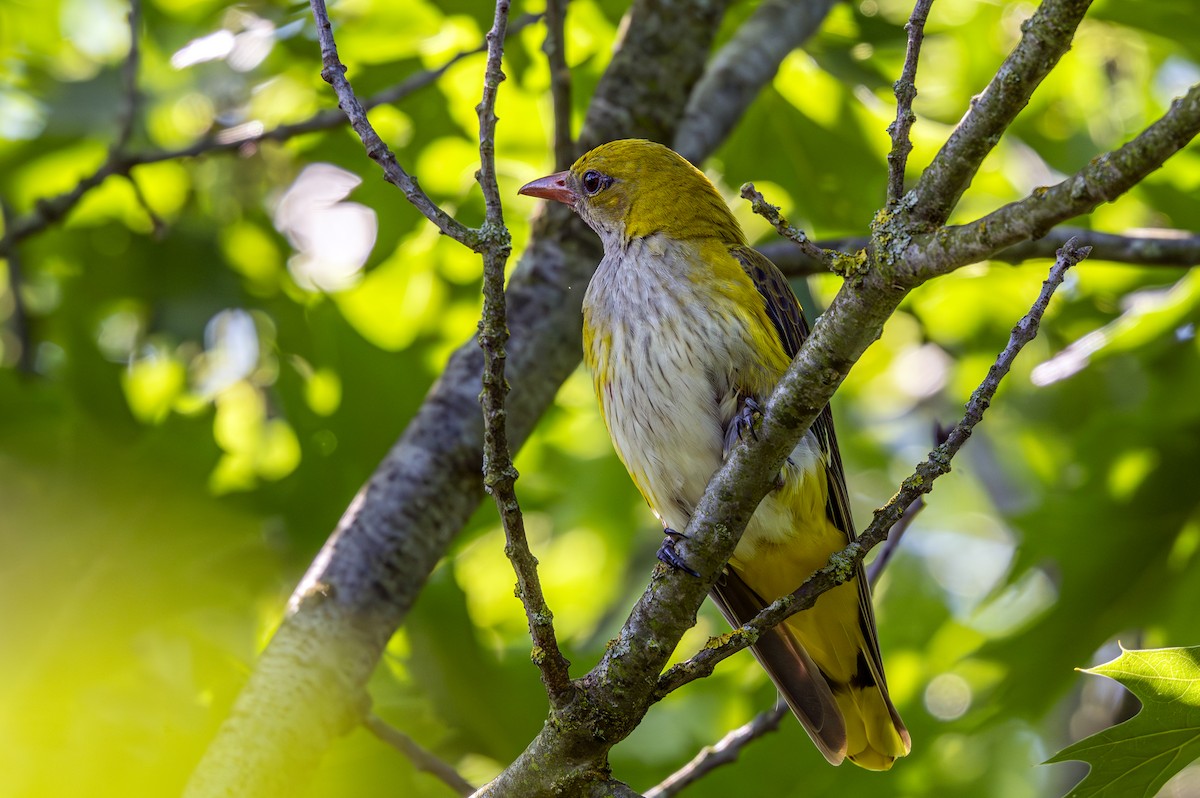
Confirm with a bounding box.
[1048,645,1200,798]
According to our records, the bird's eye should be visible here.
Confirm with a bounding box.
[581,170,609,196]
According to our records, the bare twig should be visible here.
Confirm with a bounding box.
[739,183,834,269]
[364,714,474,796]
[0,16,540,258]
[886,0,933,205]
[309,0,474,245]
[115,0,142,152]
[655,239,1090,698]
[0,198,34,374]
[543,0,574,168]
[475,0,572,705]
[867,496,924,587]
[909,0,1094,227]
[125,174,167,238]
[476,2,510,227]
[643,704,789,798]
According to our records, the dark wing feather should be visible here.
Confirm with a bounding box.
[729,245,899,704]
[710,571,846,765]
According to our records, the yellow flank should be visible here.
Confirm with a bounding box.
[524,139,910,771]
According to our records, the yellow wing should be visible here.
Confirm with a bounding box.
[710,245,910,770]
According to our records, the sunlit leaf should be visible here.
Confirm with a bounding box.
[1048,646,1200,798]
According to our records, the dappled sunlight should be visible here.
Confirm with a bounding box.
[4,0,1200,794]
[924,673,972,721]
[274,164,378,293]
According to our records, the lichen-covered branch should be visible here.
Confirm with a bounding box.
[911,81,1200,281]
[909,0,1093,227]
[760,226,1200,278]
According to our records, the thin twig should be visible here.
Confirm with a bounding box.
[760,226,1200,278]
[543,0,574,168]
[0,198,34,374]
[126,173,167,238]
[0,15,540,258]
[364,714,475,796]
[885,0,933,205]
[115,0,142,152]
[309,0,474,245]
[867,496,923,587]
[655,238,1090,699]
[475,0,573,706]
[739,183,832,269]
[643,704,789,798]
[867,418,949,586]
[476,3,509,227]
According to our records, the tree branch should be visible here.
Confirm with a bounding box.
[673,0,837,164]
[475,0,573,705]
[886,0,933,205]
[309,0,474,245]
[0,14,541,257]
[543,0,574,168]
[643,704,788,798]
[908,0,1093,227]
[364,714,475,796]
[760,226,1200,278]
[911,82,1200,281]
[656,240,1088,697]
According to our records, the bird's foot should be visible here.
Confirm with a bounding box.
[733,396,763,442]
[657,528,700,577]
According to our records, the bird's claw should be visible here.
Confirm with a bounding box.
[657,528,700,577]
[733,396,763,442]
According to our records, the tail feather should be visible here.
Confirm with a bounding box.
[711,570,847,765]
[711,566,909,770]
[834,680,911,771]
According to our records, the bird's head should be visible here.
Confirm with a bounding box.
[519,139,744,249]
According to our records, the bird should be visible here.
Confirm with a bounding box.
[518,139,910,770]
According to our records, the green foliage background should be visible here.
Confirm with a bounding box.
[2,0,1199,796]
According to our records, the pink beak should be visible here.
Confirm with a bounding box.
[518,171,576,205]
